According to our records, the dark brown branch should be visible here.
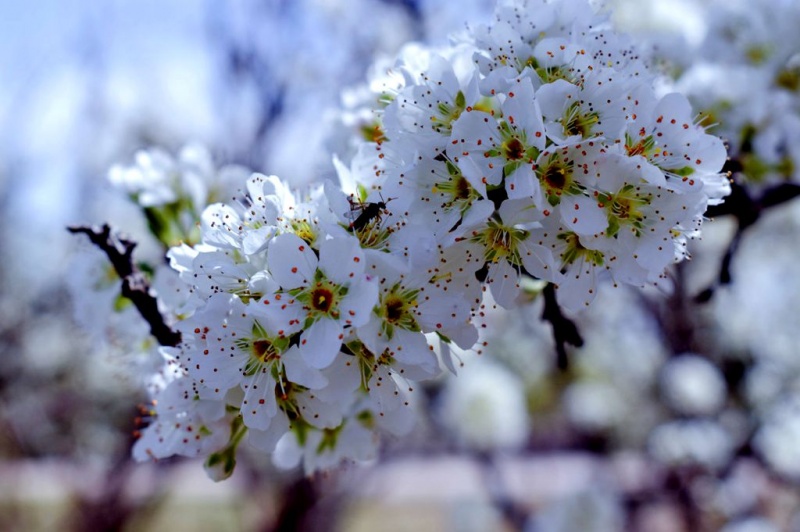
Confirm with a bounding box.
[68,224,182,347]
[542,282,583,371]
[267,475,317,532]
[697,179,800,302]
[476,451,530,530]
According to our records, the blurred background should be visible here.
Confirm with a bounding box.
[3,0,800,530]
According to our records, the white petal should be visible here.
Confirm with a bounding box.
[455,155,490,196]
[339,277,379,328]
[251,294,305,335]
[272,432,304,470]
[242,226,276,256]
[355,316,384,357]
[693,134,727,173]
[300,318,343,369]
[556,261,598,314]
[449,322,479,351]
[283,346,328,389]
[519,239,560,284]
[296,394,343,429]
[247,410,290,453]
[268,232,317,289]
[537,80,577,121]
[391,330,440,376]
[640,159,667,187]
[366,367,403,415]
[502,80,546,150]
[488,260,521,309]
[505,164,538,199]
[498,197,540,225]
[655,92,691,122]
[324,179,352,223]
[167,243,198,280]
[634,232,675,272]
[201,204,243,249]
[562,194,608,235]
[320,235,364,285]
[436,335,458,375]
[314,353,361,403]
[460,199,496,231]
[241,371,278,431]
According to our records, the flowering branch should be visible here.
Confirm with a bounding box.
[69,0,730,477]
[67,224,181,347]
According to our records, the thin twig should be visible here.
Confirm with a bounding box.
[697,179,800,302]
[477,452,529,531]
[541,283,584,371]
[68,224,181,347]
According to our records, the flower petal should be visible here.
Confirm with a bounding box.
[320,235,365,285]
[283,346,328,389]
[339,277,379,328]
[300,318,343,369]
[268,233,317,289]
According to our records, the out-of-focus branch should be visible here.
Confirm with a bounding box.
[477,452,530,530]
[697,177,800,302]
[68,410,170,532]
[68,224,181,347]
[541,282,584,371]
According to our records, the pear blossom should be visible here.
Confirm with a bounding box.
[456,198,560,307]
[535,214,610,312]
[179,294,326,430]
[648,0,800,188]
[382,53,483,153]
[267,232,379,369]
[536,72,631,145]
[356,257,476,370]
[109,144,250,246]
[660,354,727,416]
[438,355,530,450]
[449,77,545,196]
[132,375,230,461]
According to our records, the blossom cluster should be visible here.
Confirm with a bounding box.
[108,143,251,247]
[110,0,727,477]
[651,0,800,186]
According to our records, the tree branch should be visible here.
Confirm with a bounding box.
[542,283,584,371]
[68,224,182,347]
[697,179,800,302]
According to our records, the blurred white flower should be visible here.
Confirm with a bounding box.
[649,419,734,471]
[609,0,705,46]
[438,356,530,451]
[744,362,785,408]
[526,488,624,532]
[754,396,800,480]
[720,517,780,532]
[564,381,626,432]
[660,354,727,416]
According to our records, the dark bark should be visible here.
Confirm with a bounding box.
[68,224,181,347]
[698,179,800,302]
[541,282,584,371]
